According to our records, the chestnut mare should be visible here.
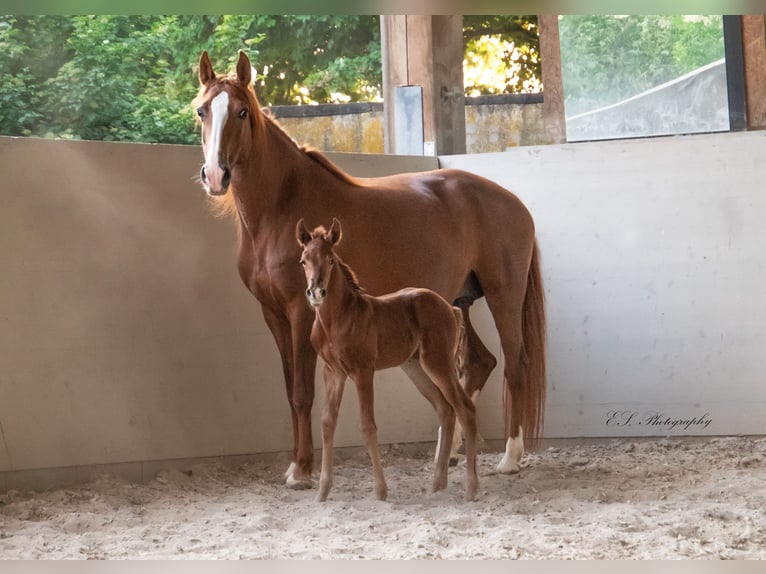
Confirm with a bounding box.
[193,51,546,489]
[297,218,479,502]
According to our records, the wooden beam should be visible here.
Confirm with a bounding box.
[380,16,409,153]
[538,15,567,144]
[380,15,466,155]
[404,15,436,151]
[431,15,467,155]
[742,15,766,130]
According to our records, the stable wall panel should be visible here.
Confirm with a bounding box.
[440,131,766,439]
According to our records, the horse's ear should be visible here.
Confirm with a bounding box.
[328,218,342,246]
[199,51,215,86]
[296,218,312,247]
[236,50,252,87]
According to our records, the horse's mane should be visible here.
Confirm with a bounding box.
[337,258,366,295]
[260,109,360,186]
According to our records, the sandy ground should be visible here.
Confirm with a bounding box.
[0,436,764,559]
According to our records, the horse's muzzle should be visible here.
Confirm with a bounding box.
[306,287,326,307]
[200,165,231,196]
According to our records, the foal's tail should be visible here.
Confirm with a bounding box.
[505,240,547,447]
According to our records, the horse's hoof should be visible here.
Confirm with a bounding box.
[494,461,521,475]
[285,473,314,490]
[286,477,313,490]
[449,456,459,467]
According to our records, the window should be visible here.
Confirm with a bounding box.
[558,15,728,141]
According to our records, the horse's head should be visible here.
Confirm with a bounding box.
[194,50,261,196]
[296,218,343,308]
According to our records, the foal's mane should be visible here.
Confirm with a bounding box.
[310,227,366,295]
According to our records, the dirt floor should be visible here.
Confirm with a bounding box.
[0,436,764,559]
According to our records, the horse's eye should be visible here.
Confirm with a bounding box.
[238,108,248,119]
[196,107,206,119]
[329,258,334,265]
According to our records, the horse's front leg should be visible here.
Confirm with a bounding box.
[317,363,346,502]
[351,369,387,501]
[286,304,319,489]
[260,303,316,489]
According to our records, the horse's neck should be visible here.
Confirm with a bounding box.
[233,119,337,228]
[317,259,364,328]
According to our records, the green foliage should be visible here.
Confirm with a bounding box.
[463,15,541,95]
[0,15,382,143]
[559,15,725,116]
[0,16,72,136]
[0,14,727,144]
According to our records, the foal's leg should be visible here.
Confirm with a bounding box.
[351,369,387,501]
[419,347,479,502]
[401,358,455,494]
[449,307,496,460]
[317,364,346,502]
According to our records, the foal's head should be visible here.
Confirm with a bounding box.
[194,50,262,197]
[296,218,343,308]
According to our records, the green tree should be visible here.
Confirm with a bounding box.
[0,15,384,143]
[559,15,725,116]
[463,15,541,95]
[0,16,72,136]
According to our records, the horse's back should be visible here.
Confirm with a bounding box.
[374,287,459,353]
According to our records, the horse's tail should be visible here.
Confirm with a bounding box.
[505,239,547,447]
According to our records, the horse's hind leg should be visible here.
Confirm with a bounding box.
[350,369,387,501]
[481,274,530,475]
[401,358,455,494]
[317,364,346,502]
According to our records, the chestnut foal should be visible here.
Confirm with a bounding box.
[297,218,479,502]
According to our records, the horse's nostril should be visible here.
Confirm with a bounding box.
[319,288,327,297]
[200,166,207,183]
[222,167,231,190]
[306,288,312,297]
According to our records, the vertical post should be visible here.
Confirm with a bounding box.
[742,15,766,130]
[723,15,748,131]
[404,15,436,153]
[380,16,409,154]
[431,15,467,155]
[380,15,466,155]
[538,15,567,144]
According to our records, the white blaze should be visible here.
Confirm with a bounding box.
[203,91,229,184]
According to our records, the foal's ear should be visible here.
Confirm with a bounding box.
[328,218,342,246]
[296,218,312,247]
[236,50,252,86]
[199,51,215,86]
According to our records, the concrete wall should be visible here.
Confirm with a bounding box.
[272,98,546,154]
[440,130,766,440]
[2,130,765,490]
[0,136,438,490]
